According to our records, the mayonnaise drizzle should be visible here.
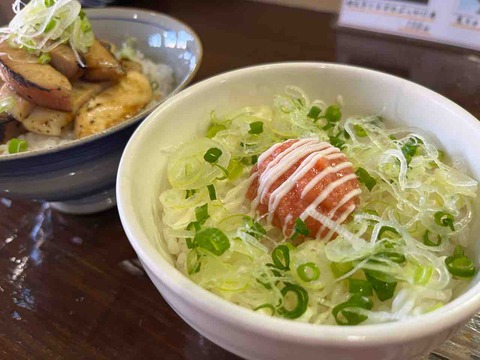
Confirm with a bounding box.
[252,138,360,239]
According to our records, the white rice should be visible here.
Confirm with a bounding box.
[0,42,175,156]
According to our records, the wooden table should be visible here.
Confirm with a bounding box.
[1,1,479,359]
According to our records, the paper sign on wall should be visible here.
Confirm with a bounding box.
[338,0,480,51]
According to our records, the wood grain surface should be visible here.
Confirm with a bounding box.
[0,1,479,359]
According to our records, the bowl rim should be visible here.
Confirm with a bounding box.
[0,7,203,161]
[117,62,480,345]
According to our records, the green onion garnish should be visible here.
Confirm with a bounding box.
[375,251,406,264]
[414,265,433,285]
[186,221,201,232]
[307,105,321,120]
[206,124,226,138]
[355,167,376,191]
[330,261,353,278]
[271,244,290,270]
[195,203,209,225]
[423,230,442,247]
[207,184,216,200]
[7,138,28,154]
[348,278,373,296]
[445,245,476,278]
[297,262,320,282]
[401,139,418,165]
[186,249,202,275]
[253,303,275,315]
[185,189,196,199]
[328,135,345,149]
[378,226,399,239]
[354,124,367,137]
[194,227,230,256]
[244,216,266,240]
[278,284,309,319]
[204,147,222,163]
[332,294,373,326]
[291,218,310,240]
[364,270,397,301]
[434,211,455,231]
[325,105,341,123]
[0,96,16,113]
[37,52,51,64]
[248,121,264,135]
[44,19,56,33]
[44,0,54,7]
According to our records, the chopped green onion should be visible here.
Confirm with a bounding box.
[272,244,290,270]
[207,184,217,200]
[44,0,54,7]
[291,218,310,240]
[423,230,442,247]
[401,139,418,164]
[253,303,275,315]
[332,294,373,326]
[185,189,196,199]
[364,270,397,301]
[206,124,226,138]
[434,211,455,231]
[186,238,198,249]
[204,147,222,163]
[297,262,320,282]
[330,261,353,277]
[445,245,476,278]
[195,203,209,225]
[389,134,397,140]
[354,124,367,137]
[375,251,406,264]
[329,135,345,149]
[186,221,201,232]
[244,216,266,240]
[348,278,373,296]
[437,150,444,162]
[214,164,229,180]
[186,249,202,274]
[278,284,309,319]
[378,226,398,239]
[8,138,28,154]
[248,121,264,135]
[194,227,230,256]
[38,52,51,64]
[355,167,376,191]
[414,265,433,285]
[325,105,341,123]
[227,160,244,180]
[251,155,258,164]
[307,105,321,120]
[44,19,56,33]
[0,96,16,113]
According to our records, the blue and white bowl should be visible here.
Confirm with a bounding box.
[0,8,202,214]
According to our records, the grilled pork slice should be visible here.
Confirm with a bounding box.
[0,83,35,122]
[50,44,84,81]
[0,42,72,111]
[75,71,152,138]
[22,81,111,136]
[83,40,125,82]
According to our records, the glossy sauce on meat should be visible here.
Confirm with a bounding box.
[246,138,361,241]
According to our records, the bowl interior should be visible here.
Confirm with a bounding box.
[119,63,480,334]
[0,8,202,161]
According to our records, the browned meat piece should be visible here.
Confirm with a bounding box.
[83,40,125,82]
[0,119,26,144]
[0,83,35,121]
[49,44,84,81]
[121,59,142,73]
[22,81,111,136]
[75,70,152,138]
[0,41,72,112]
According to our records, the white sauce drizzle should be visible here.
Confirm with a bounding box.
[251,138,360,238]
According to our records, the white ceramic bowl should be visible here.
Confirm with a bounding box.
[116,63,480,360]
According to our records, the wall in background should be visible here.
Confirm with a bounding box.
[249,0,342,13]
